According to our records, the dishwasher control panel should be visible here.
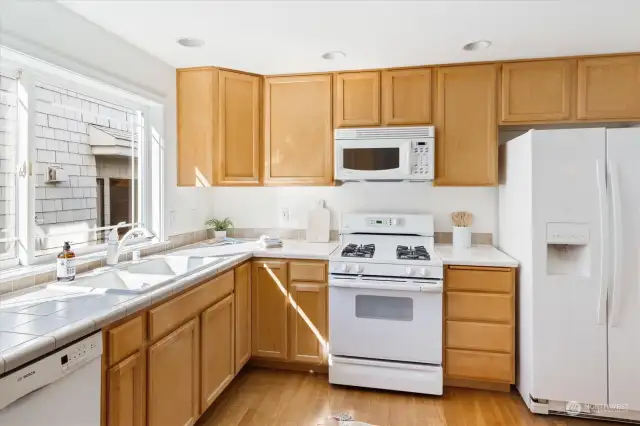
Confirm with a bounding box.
[0,332,102,410]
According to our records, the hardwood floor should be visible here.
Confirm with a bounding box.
[196,368,611,426]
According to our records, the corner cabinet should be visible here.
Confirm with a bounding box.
[335,71,381,127]
[234,262,252,372]
[251,260,289,358]
[176,68,261,187]
[381,68,432,125]
[263,75,333,185]
[147,318,200,426]
[435,64,498,186]
[500,60,574,123]
[577,55,640,120]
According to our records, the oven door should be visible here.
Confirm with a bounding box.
[334,139,411,180]
[329,275,442,364]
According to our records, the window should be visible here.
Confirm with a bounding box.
[0,47,163,270]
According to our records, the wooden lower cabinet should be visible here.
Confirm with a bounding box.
[201,294,235,411]
[147,318,200,426]
[252,260,289,359]
[288,281,327,364]
[444,265,516,389]
[106,352,146,426]
[234,262,252,372]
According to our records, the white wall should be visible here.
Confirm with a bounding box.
[0,0,212,236]
[212,184,497,235]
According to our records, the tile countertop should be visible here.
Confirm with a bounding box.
[0,239,339,374]
[435,244,518,268]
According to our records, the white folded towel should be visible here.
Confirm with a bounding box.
[259,235,283,248]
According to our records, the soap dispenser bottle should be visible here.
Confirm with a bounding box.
[106,228,119,265]
[56,241,76,281]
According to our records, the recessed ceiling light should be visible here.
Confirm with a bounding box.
[177,37,205,48]
[322,51,346,60]
[462,40,492,51]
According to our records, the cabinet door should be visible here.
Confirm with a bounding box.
[435,64,498,186]
[148,319,200,426]
[335,71,380,127]
[107,352,145,426]
[201,294,235,411]
[234,262,251,373]
[577,56,640,120]
[177,67,217,187]
[218,70,261,185]
[251,260,289,359]
[382,68,432,125]
[289,282,327,364]
[501,60,573,122]
[264,75,332,185]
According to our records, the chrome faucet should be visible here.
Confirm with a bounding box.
[106,226,155,266]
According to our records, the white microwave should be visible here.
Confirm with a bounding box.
[334,126,434,181]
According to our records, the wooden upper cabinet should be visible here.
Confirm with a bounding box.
[501,60,574,122]
[201,294,235,412]
[148,318,200,426]
[264,75,333,185]
[252,260,289,359]
[107,352,146,426]
[382,68,432,125]
[234,262,252,373]
[217,70,261,185]
[335,71,380,127]
[177,68,217,186]
[577,55,640,120]
[435,64,498,186]
[289,281,327,364]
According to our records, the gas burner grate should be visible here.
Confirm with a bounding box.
[341,243,375,258]
[396,245,430,260]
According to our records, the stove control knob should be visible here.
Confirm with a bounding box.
[405,267,414,275]
[335,264,347,273]
[418,268,429,277]
[354,265,364,274]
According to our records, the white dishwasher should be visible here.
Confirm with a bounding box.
[0,332,102,426]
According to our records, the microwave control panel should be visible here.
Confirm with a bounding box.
[411,139,434,179]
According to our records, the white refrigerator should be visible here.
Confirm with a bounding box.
[499,127,640,422]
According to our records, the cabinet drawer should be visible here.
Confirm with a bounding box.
[289,261,326,282]
[446,349,513,382]
[446,292,512,323]
[446,321,513,353]
[149,270,234,341]
[446,267,512,293]
[107,316,144,366]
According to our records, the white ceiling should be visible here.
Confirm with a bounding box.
[60,0,640,75]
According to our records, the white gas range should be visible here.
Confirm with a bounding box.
[328,213,444,396]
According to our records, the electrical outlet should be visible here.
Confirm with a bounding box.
[279,207,290,224]
[169,210,177,231]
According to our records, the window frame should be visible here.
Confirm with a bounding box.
[0,52,164,270]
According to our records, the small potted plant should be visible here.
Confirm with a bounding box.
[205,217,234,240]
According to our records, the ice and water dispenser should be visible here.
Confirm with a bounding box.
[546,223,591,277]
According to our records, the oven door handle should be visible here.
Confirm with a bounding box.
[329,279,442,293]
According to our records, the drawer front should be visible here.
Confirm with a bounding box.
[446,292,512,323]
[108,316,144,366]
[149,270,234,341]
[446,349,513,382]
[446,267,512,293]
[446,321,513,353]
[289,261,326,282]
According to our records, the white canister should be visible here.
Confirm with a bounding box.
[452,226,471,249]
[214,230,227,239]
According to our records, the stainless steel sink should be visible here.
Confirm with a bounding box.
[69,255,227,293]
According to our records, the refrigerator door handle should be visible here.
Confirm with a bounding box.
[596,160,607,325]
[609,161,623,327]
